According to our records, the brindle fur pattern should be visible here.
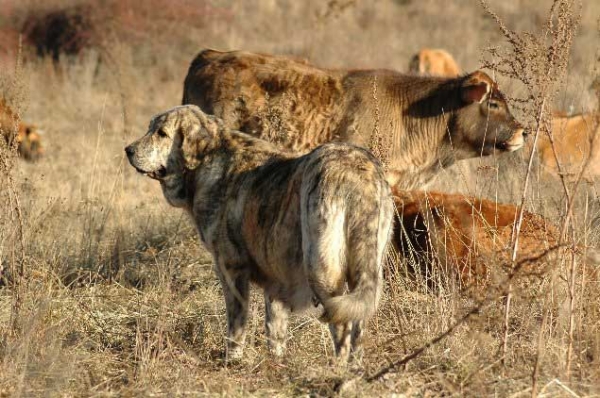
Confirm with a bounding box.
[126,105,394,362]
[182,49,526,190]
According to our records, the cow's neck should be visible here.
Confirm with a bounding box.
[385,140,457,190]
[368,74,464,189]
[383,108,458,190]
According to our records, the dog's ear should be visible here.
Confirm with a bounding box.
[178,115,221,170]
[178,125,204,170]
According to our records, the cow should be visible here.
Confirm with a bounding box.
[392,188,600,290]
[531,112,600,181]
[0,98,44,160]
[408,48,461,77]
[182,49,527,190]
[391,188,562,291]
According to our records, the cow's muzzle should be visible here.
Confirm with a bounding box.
[496,128,527,152]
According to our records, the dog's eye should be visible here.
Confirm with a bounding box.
[157,129,168,137]
[488,101,500,110]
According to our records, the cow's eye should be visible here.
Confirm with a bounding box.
[488,101,500,110]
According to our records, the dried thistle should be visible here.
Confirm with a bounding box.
[316,0,357,22]
[479,0,583,376]
[369,74,389,170]
[0,38,27,335]
[480,0,581,133]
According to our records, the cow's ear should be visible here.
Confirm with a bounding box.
[461,71,493,104]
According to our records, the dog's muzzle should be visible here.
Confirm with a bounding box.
[125,145,167,180]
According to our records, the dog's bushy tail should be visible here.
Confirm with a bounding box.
[320,175,393,325]
[321,279,380,323]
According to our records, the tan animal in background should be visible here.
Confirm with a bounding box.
[408,48,461,77]
[391,188,561,290]
[0,98,44,160]
[532,112,600,180]
[125,105,394,362]
[182,49,526,190]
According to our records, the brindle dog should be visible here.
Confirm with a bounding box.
[126,105,394,362]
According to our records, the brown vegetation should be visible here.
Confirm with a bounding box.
[0,0,599,396]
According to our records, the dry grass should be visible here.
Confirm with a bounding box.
[1,0,600,396]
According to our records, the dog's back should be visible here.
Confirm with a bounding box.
[236,143,393,321]
[211,139,394,360]
[298,144,393,322]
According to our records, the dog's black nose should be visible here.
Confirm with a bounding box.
[125,145,134,157]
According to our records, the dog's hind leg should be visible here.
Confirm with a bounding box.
[328,320,363,363]
[217,265,250,363]
[329,321,353,362]
[265,294,289,357]
[350,320,364,363]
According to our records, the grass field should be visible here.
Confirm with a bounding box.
[1,0,599,396]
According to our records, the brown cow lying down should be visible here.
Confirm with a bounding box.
[408,48,461,77]
[0,98,44,160]
[531,112,600,181]
[390,189,598,292]
[182,49,527,190]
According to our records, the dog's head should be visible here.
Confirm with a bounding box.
[125,105,223,181]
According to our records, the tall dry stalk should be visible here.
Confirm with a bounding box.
[0,38,27,335]
[369,74,389,169]
[479,0,580,374]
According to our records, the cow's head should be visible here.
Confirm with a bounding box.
[16,123,44,161]
[452,71,527,157]
[0,99,44,161]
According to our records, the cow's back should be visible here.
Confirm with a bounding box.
[408,48,460,77]
[537,113,600,179]
[183,51,459,176]
[393,189,559,289]
[183,49,347,153]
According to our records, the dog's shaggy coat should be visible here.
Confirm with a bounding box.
[125,105,394,361]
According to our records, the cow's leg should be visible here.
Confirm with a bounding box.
[217,267,250,363]
[265,294,289,357]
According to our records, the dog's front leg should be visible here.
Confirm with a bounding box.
[264,294,289,357]
[217,267,250,363]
